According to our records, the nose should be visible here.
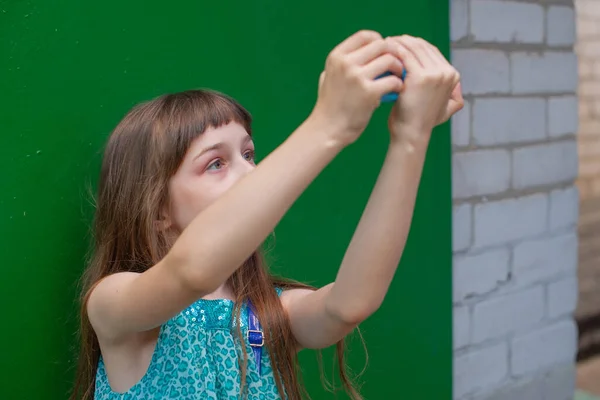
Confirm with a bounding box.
[232,156,255,182]
[241,157,256,175]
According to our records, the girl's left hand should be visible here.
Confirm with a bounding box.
[387,35,464,146]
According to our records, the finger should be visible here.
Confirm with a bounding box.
[370,75,404,97]
[390,38,422,73]
[399,35,437,68]
[425,42,463,90]
[428,42,450,66]
[442,99,465,122]
[347,38,391,66]
[362,54,405,79]
[420,39,446,67]
[440,83,465,123]
[411,37,447,67]
[451,81,464,102]
[333,30,383,55]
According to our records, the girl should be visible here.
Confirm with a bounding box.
[71,31,463,400]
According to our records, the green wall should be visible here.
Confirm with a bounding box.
[0,1,451,398]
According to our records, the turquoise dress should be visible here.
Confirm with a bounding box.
[94,292,283,399]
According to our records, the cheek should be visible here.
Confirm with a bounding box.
[170,180,226,230]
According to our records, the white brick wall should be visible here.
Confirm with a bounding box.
[511,52,578,94]
[549,96,578,137]
[548,7,576,46]
[472,98,546,145]
[470,1,544,44]
[450,0,579,399]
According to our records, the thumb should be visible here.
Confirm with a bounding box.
[451,81,463,104]
[441,100,464,123]
[440,82,464,124]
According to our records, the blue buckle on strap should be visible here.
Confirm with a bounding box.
[247,300,263,375]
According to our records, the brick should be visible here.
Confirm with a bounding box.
[547,6,576,46]
[578,136,599,152]
[586,62,600,76]
[473,98,545,145]
[587,178,600,199]
[548,96,578,137]
[451,0,469,41]
[473,378,544,400]
[593,99,600,115]
[593,67,600,81]
[454,248,510,303]
[454,305,471,350]
[582,177,598,196]
[474,194,548,248]
[579,60,593,80]
[472,287,544,343]
[454,343,509,398]
[579,81,600,98]
[576,0,600,18]
[578,137,600,158]
[511,52,578,94]
[452,100,470,147]
[547,276,578,319]
[579,140,598,162]
[579,138,597,160]
[453,203,472,252]
[579,119,600,136]
[453,150,511,198]
[470,1,543,43]
[549,186,579,230]
[543,364,576,400]
[511,320,577,376]
[580,155,600,177]
[578,18,600,39]
[512,141,578,189]
[579,101,591,119]
[453,50,510,95]
[576,41,600,58]
[578,179,594,200]
[512,232,577,286]
[589,102,600,118]
[588,178,600,198]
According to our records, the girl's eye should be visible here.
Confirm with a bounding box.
[207,159,224,171]
[243,150,255,163]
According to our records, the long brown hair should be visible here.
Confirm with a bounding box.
[70,89,363,400]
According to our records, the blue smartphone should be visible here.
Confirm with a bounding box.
[377,69,407,103]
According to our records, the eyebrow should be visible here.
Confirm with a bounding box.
[192,135,253,163]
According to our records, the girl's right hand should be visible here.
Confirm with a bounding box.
[311,30,405,147]
[387,35,463,144]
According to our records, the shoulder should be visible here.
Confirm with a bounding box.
[87,272,141,312]
[87,272,141,336]
[278,287,314,310]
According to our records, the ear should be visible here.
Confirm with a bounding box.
[154,219,171,232]
[155,207,173,232]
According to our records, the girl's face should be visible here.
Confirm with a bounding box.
[166,122,256,232]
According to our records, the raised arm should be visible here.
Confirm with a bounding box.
[87,30,406,340]
[282,35,463,349]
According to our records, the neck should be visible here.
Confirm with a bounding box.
[201,282,235,301]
